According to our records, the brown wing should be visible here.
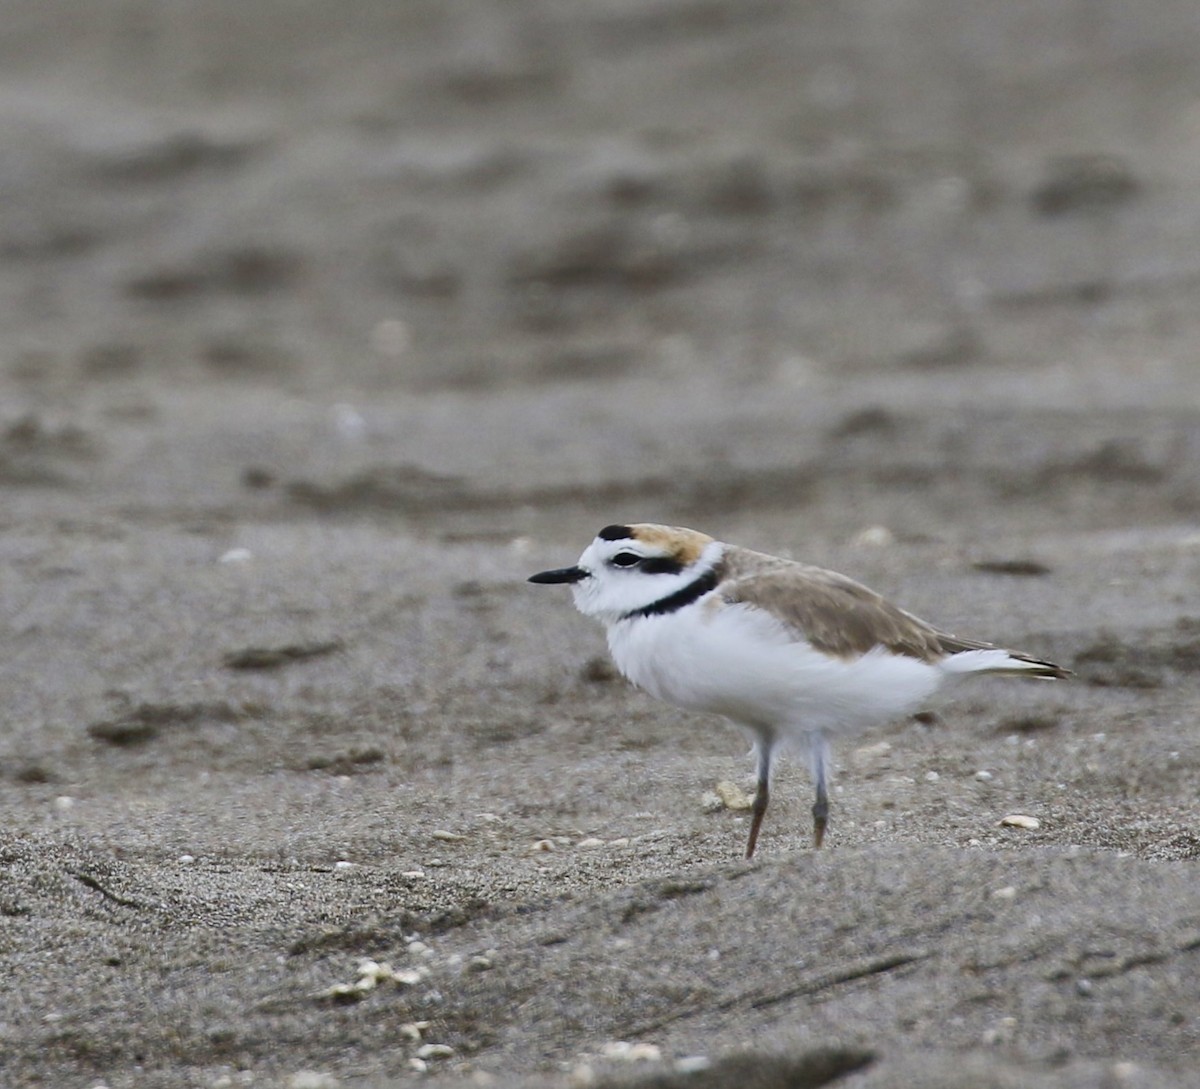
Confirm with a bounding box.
[716,549,948,662]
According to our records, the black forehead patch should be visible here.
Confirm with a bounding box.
[597,524,634,542]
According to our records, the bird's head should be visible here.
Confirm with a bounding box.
[528,523,719,623]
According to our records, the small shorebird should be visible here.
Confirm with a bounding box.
[530,523,1067,858]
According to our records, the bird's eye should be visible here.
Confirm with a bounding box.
[610,552,641,567]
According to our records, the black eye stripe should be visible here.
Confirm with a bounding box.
[607,553,683,574]
[639,557,684,576]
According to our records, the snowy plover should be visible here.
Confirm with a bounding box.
[530,523,1067,858]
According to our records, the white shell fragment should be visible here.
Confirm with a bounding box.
[391,968,427,985]
[982,1016,1018,1045]
[999,814,1040,830]
[415,1044,455,1060]
[600,1041,663,1062]
[317,958,429,1001]
[399,1021,429,1041]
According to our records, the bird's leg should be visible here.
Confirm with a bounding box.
[811,733,830,849]
[812,782,829,849]
[744,739,774,860]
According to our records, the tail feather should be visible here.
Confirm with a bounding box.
[939,646,1070,679]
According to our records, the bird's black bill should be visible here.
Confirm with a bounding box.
[528,566,588,585]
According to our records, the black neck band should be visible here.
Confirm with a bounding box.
[623,566,720,620]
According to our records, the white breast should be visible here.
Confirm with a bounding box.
[605,599,944,737]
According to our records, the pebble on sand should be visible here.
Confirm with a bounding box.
[287,1073,339,1089]
[415,1043,455,1060]
[854,741,892,760]
[999,814,1040,830]
[851,525,895,548]
[714,781,753,811]
[567,1063,596,1087]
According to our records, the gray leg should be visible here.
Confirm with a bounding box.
[744,738,774,860]
[811,733,830,849]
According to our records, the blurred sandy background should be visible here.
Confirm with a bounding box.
[2,3,1200,1088]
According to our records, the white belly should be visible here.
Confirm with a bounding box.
[605,600,943,736]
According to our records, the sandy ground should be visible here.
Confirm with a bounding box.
[3,3,1200,1087]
